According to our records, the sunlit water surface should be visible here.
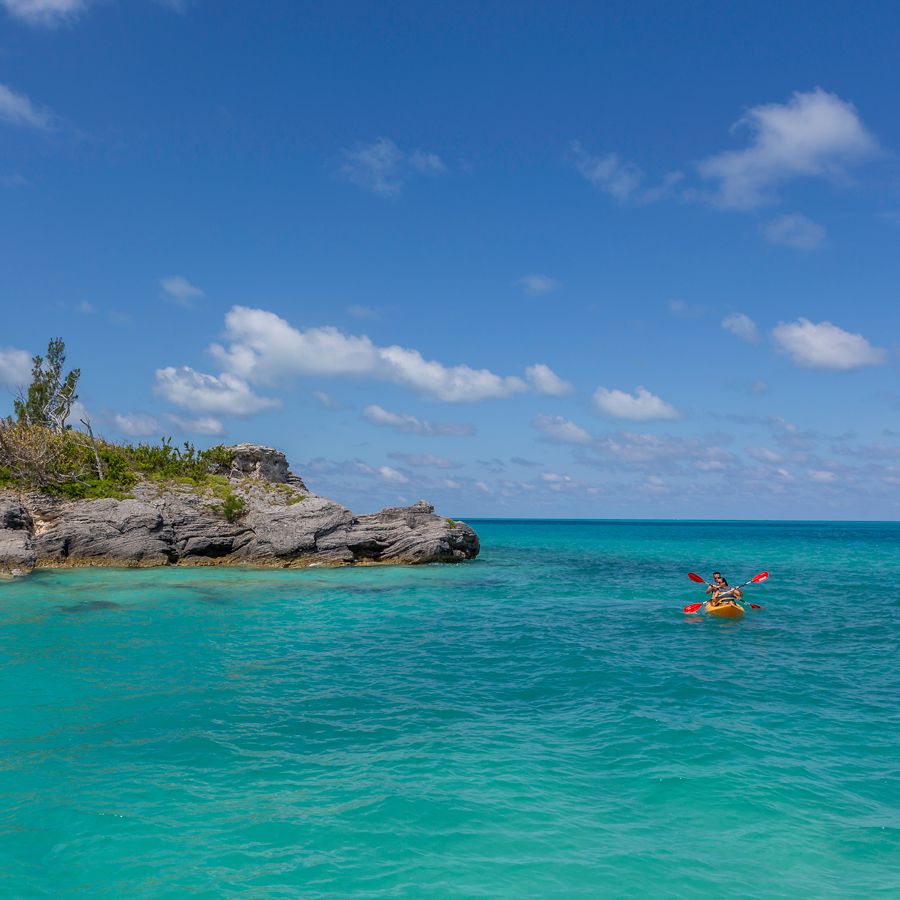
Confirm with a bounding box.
[1,520,898,897]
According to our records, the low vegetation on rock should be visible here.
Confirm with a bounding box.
[0,338,238,508]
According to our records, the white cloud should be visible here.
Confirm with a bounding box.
[112,413,160,437]
[339,137,446,196]
[593,386,679,421]
[363,404,473,437]
[722,312,760,343]
[697,88,879,210]
[1,0,86,26]
[570,141,643,202]
[533,414,592,445]
[160,275,205,305]
[808,469,836,483]
[154,366,280,416]
[583,431,733,473]
[77,301,95,314]
[525,364,573,396]
[166,414,225,436]
[0,346,31,386]
[519,274,560,295]
[378,465,408,484]
[210,306,529,402]
[771,318,885,370]
[761,213,826,249]
[0,83,53,129]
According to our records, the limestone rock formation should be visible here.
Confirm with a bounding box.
[0,447,479,575]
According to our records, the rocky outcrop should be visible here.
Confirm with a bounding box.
[0,446,479,575]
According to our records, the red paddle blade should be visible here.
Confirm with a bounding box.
[751,572,769,583]
[749,603,762,609]
[683,602,704,613]
[688,572,706,583]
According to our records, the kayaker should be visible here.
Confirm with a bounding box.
[707,572,743,605]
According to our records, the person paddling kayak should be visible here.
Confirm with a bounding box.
[706,572,743,607]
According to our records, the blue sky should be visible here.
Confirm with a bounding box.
[2,0,900,517]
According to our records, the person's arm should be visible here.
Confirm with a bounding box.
[706,584,714,594]
[733,587,743,600]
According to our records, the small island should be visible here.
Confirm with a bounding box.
[0,342,479,575]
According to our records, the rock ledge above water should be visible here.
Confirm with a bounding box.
[0,445,479,575]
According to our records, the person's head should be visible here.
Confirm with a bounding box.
[712,571,728,585]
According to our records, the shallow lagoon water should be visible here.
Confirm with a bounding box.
[1,520,898,897]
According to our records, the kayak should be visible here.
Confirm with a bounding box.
[705,600,745,618]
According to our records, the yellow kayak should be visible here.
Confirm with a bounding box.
[705,600,745,618]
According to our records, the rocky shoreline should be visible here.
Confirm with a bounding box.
[0,445,479,576]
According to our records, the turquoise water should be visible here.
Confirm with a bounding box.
[1,520,898,897]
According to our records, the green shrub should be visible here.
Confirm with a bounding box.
[219,493,247,522]
[0,422,244,501]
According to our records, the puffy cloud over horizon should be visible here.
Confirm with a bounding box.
[593,386,680,421]
[154,366,280,416]
[771,318,885,370]
[209,306,535,403]
[533,414,592,445]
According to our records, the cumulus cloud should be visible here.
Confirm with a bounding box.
[771,318,885,370]
[166,414,225,436]
[583,431,734,472]
[533,414,592,445]
[722,312,760,343]
[160,275,205,305]
[339,137,446,196]
[593,386,679,421]
[0,346,31,386]
[0,83,53,129]
[154,366,280,416]
[1,0,86,26]
[519,274,560,295]
[363,404,473,437]
[761,213,826,250]
[697,88,879,210]
[377,465,408,484]
[209,306,529,402]
[525,364,573,396]
[112,413,160,437]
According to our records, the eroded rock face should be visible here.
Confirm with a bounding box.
[0,498,36,575]
[0,447,479,574]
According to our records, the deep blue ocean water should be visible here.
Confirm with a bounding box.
[1,519,898,897]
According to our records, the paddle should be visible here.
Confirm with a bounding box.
[683,571,768,613]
